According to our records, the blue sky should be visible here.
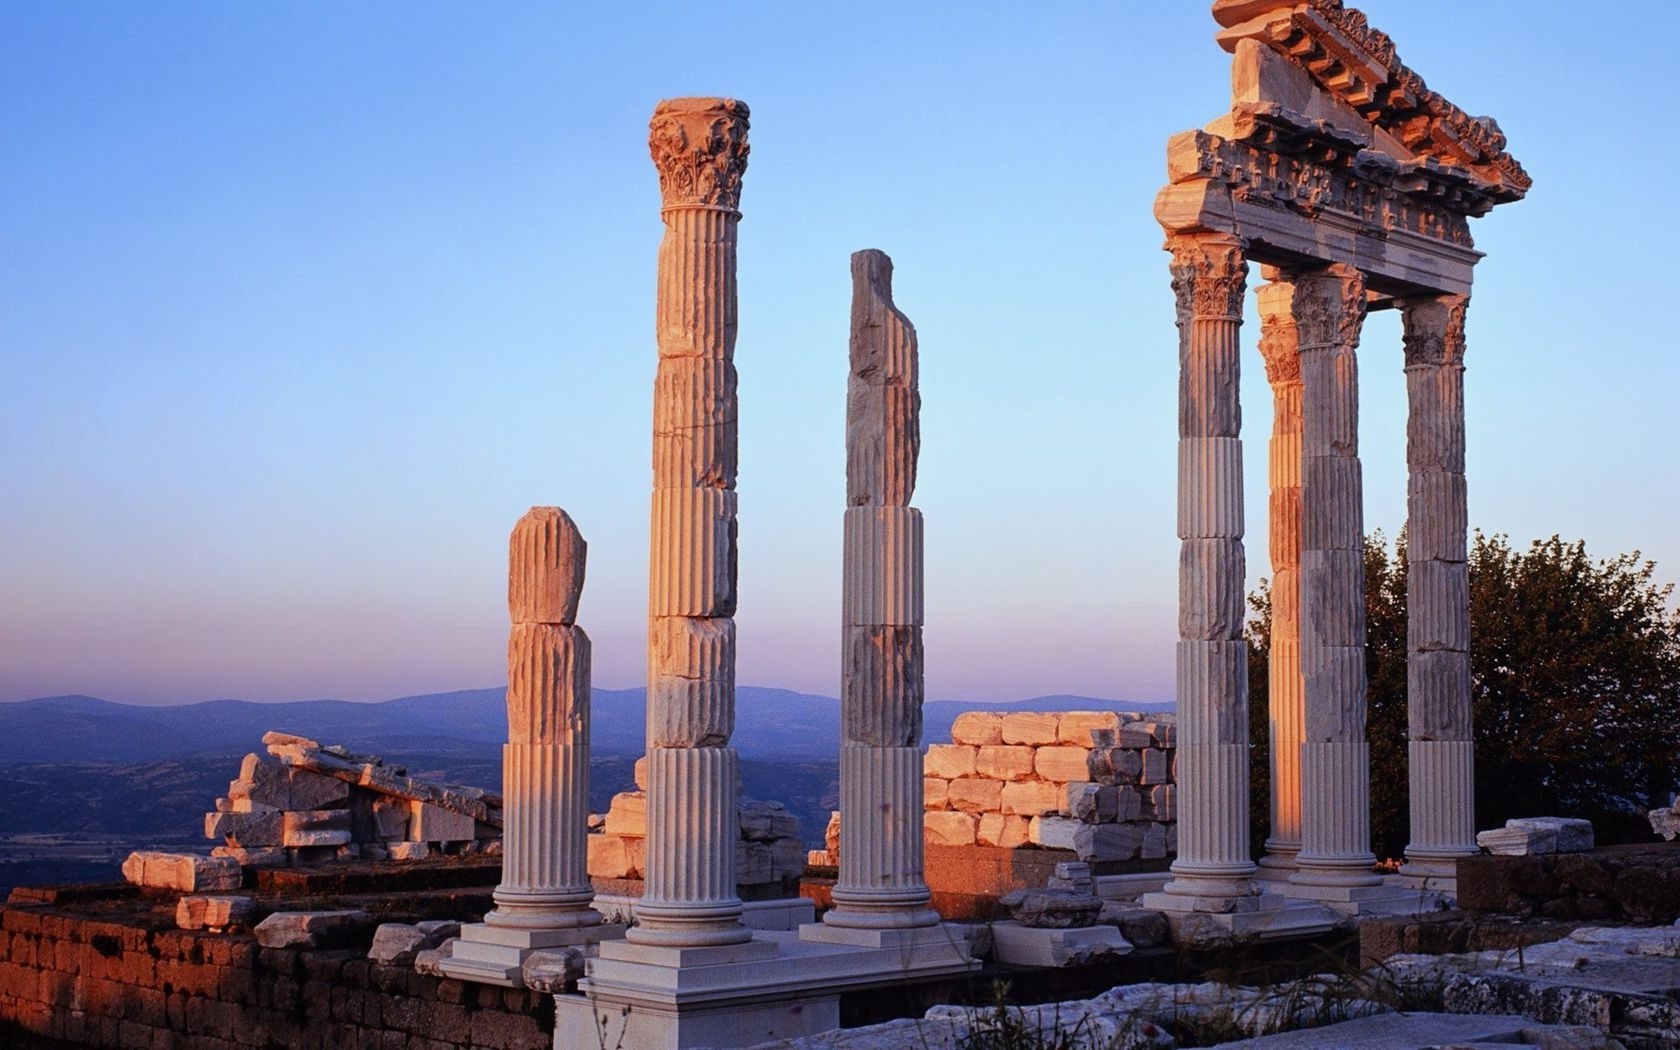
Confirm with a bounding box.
[3,2,1676,706]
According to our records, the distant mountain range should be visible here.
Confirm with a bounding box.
[0,687,1173,765]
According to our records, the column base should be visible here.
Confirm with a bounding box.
[434,921,624,988]
[559,929,977,1050]
[1255,846,1301,887]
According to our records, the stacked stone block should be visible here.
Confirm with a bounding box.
[587,757,805,894]
[921,711,1178,864]
[202,733,499,868]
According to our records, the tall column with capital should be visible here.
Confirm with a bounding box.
[1155,232,1259,906]
[822,249,937,932]
[1400,295,1476,881]
[632,97,752,949]
[1256,280,1305,875]
[1289,265,1381,890]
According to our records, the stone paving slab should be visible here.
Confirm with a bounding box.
[1215,1011,1606,1048]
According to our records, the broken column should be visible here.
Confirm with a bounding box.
[1144,232,1260,911]
[631,96,752,950]
[817,249,937,932]
[1288,264,1381,893]
[1399,295,1477,883]
[1256,279,1304,877]
[439,507,619,986]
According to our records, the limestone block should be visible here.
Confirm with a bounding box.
[1477,826,1553,856]
[825,810,841,855]
[1091,724,1155,748]
[634,756,649,790]
[1408,559,1470,652]
[1028,816,1082,851]
[253,910,371,949]
[1150,785,1178,822]
[951,711,1003,746]
[923,811,977,846]
[1140,824,1169,860]
[1407,473,1468,561]
[371,795,410,841]
[1166,824,1178,854]
[1508,817,1594,853]
[604,792,647,838]
[769,838,806,880]
[974,745,1036,782]
[946,777,1003,815]
[388,841,431,861]
[735,840,773,884]
[122,851,242,892]
[841,507,924,626]
[648,487,737,617]
[1034,746,1093,783]
[923,744,976,779]
[1000,780,1064,817]
[1001,712,1060,746]
[738,799,800,842]
[505,622,589,746]
[847,249,919,508]
[1087,748,1143,785]
[1177,437,1244,539]
[923,777,949,809]
[841,624,923,746]
[1004,889,1103,929]
[205,809,282,847]
[368,920,459,966]
[647,615,735,747]
[230,753,290,808]
[229,797,278,815]
[1408,649,1472,740]
[1150,720,1178,746]
[211,846,286,868]
[976,813,1031,849]
[411,801,475,843]
[587,834,639,879]
[1140,749,1170,786]
[1179,538,1246,640]
[1114,787,1145,822]
[808,849,835,867]
[1056,712,1120,746]
[1067,783,1119,823]
[508,506,587,626]
[176,895,255,931]
[653,357,738,490]
[1075,823,1142,863]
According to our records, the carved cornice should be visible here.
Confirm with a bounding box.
[1170,128,1475,246]
[648,97,751,210]
[1290,264,1366,349]
[1215,1,1529,202]
[1168,235,1247,324]
[1401,294,1468,367]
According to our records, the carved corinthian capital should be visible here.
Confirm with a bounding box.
[1401,294,1469,367]
[1256,282,1301,386]
[1290,264,1367,349]
[648,97,751,210]
[1168,234,1247,325]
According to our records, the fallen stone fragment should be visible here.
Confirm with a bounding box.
[1097,903,1170,949]
[368,920,459,965]
[253,909,372,949]
[521,947,586,992]
[1000,888,1103,929]
[121,851,242,892]
[1649,804,1680,841]
[176,895,256,931]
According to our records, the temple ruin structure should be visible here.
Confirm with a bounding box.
[1142,0,1528,931]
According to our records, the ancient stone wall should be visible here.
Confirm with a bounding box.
[920,711,1178,865]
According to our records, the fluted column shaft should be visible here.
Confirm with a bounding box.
[634,98,752,948]
[1163,233,1257,902]
[1400,295,1476,877]
[1256,281,1304,872]
[1289,265,1380,888]
[827,250,936,930]
[490,508,601,929]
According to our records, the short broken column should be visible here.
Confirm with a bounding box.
[1288,264,1382,894]
[1256,278,1305,876]
[814,249,937,933]
[1399,295,1477,883]
[438,507,620,986]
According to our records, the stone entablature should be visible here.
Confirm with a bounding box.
[921,711,1178,866]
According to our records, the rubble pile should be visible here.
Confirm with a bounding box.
[921,710,1177,864]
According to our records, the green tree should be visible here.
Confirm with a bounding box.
[1247,532,1680,860]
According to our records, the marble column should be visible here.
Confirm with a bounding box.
[1158,232,1259,906]
[1399,294,1476,880]
[632,97,752,949]
[824,249,937,931]
[437,508,619,986]
[1256,279,1304,875]
[1288,264,1381,889]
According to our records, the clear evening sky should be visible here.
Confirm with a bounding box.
[3,3,1676,706]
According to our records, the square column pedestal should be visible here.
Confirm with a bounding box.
[1282,876,1450,918]
[437,921,625,987]
[554,927,976,1050]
